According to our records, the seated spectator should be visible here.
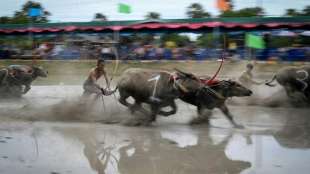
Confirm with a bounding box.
[101,44,115,60]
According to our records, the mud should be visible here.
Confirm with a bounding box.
[0,85,310,174]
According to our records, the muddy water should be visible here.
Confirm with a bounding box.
[0,86,310,174]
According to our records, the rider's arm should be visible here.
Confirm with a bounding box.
[243,73,262,85]
[103,70,110,88]
[249,78,263,85]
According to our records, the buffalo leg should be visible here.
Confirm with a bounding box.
[118,91,150,115]
[284,85,307,105]
[219,104,244,129]
[118,90,132,108]
[130,101,149,115]
[149,105,160,123]
[23,84,31,94]
[190,105,211,125]
[158,101,177,116]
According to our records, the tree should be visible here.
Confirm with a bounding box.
[13,1,50,23]
[285,9,300,17]
[196,34,213,47]
[145,12,161,20]
[220,7,264,17]
[93,13,107,21]
[0,1,50,24]
[186,3,211,18]
[283,6,310,17]
[301,5,310,16]
[160,33,191,47]
[0,16,11,24]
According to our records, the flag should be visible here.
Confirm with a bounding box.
[28,8,41,17]
[217,0,230,11]
[118,3,131,14]
[246,33,265,49]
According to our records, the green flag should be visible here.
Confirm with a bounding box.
[246,33,265,49]
[118,3,131,14]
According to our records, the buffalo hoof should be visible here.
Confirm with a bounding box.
[189,116,209,125]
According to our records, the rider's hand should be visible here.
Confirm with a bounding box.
[100,88,105,95]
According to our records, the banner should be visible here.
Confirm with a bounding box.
[246,33,265,49]
[28,8,41,17]
[217,0,230,11]
[118,3,131,14]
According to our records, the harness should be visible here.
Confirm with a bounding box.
[200,78,220,86]
[169,72,188,93]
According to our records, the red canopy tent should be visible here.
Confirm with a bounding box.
[0,17,309,34]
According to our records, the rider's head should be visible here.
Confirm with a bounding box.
[246,63,254,71]
[97,59,105,69]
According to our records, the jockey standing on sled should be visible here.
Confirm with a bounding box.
[238,63,263,89]
[82,59,115,98]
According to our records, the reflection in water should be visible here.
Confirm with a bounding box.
[273,109,310,149]
[58,125,251,174]
[2,106,310,174]
[160,126,199,148]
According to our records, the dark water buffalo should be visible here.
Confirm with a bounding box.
[265,66,310,103]
[180,80,252,128]
[0,65,47,97]
[117,68,204,125]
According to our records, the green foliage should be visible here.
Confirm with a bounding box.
[93,13,107,21]
[196,34,214,47]
[145,12,161,20]
[302,6,310,16]
[220,7,264,17]
[284,5,310,16]
[0,1,50,24]
[285,9,300,17]
[186,3,211,18]
[160,33,191,47]
[270,37,291,48]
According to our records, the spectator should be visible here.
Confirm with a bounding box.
[101,44,115,60]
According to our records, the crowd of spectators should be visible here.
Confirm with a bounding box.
[0,35,309,61]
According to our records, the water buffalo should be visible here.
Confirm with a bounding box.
[265,66,310,104]
[0,65,48,97]
[180,80,252,128]
[117,68,205,125]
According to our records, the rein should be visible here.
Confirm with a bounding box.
[206,55,224,86]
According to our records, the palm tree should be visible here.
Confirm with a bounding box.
[93,13,107,21]
[145,12,161,20]
[285,9,300,17]
[186,3,210,18]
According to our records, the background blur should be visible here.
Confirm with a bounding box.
[0,0,309,62]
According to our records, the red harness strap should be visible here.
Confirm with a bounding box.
[205,55,224,86]
[200,78,220,86]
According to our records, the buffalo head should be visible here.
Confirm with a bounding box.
[222,80,253,97]
[32,66,48,78]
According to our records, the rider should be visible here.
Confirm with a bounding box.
[82,59,114,98]
[238,63,263,89]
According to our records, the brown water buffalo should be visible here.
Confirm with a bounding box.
[180,80,252,128]
[0,65,48,97]
[265,65,310,104]
[117,68,206,125]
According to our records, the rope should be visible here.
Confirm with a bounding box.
[101,94,106,113]
[206,54,224,85]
